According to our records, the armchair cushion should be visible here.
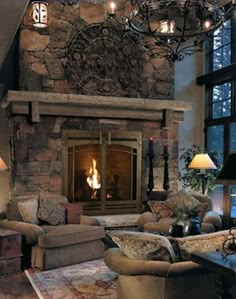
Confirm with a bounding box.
[107,230,176,262]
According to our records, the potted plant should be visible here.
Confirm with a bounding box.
[179,144,222,195]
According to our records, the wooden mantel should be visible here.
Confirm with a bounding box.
[3,90,191,127]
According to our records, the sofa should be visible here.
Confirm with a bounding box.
[137,189,222,234]
[104,230,236,299]
[0,193,105,270]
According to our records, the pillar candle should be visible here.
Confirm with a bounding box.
[149,137,154,156]
[164,144,168,155]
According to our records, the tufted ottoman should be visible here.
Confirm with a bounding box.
[31,224,105,270]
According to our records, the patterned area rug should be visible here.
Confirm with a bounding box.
[25,259,117,299]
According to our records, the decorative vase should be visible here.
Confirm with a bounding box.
[182,215,201,237]
[169,213,201,237]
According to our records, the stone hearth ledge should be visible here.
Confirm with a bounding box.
[3,90,191,126]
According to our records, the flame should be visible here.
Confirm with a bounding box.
[87,159,101,190]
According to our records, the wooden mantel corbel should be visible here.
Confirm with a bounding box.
[3,90,192,124]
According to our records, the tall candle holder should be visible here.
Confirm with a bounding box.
[147,138,154,195]
[163,144,170,191]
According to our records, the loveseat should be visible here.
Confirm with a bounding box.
[104,230,236,299]
[0,193,105,270]
[137,189,222,234]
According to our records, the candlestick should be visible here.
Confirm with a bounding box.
[149,137,154,157]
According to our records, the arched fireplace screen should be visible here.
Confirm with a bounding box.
[62,130,142,215]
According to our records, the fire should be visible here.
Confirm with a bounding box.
[87,159,101,192]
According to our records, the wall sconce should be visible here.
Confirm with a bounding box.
[0,156,8,171]
[32,1,48,28]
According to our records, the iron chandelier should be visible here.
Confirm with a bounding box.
[109,0,236,62]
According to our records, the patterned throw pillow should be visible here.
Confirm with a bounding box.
[165,189,201,216]
[169,230,230,261]
[60,203,83,224]
[37,197,66,225]
[148,201,174,220]
[107,230,176,262]
[18,198,40,225]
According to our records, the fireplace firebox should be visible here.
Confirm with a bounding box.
[62,130,142,215]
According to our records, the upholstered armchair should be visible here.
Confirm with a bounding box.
[137,190,222,234]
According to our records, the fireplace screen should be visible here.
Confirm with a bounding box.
[63,130,142,215]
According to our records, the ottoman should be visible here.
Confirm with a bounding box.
[31,224,105,270]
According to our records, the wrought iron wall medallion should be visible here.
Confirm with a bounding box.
[65,21,146,97]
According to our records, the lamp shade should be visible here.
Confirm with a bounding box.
[0,156,8,171]
[188,153,217,170]
[215,152,236,184]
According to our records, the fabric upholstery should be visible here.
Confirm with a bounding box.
[18,198,40,225]
[6,194,39,221]
[60,203,83,224]
[32,239,104,270]
[104,248,228,299]
[164,189,201,215]
[170,230,230,261]
[107,230,176,262]
[0,219,44,245]
[37,197,66,225]
[38,224,105,248]
[148,201,173,220]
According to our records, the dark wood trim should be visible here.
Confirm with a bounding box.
[197,63,236,86]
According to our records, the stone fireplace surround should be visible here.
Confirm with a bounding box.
[3,90,191,215]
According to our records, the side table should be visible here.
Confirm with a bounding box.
[0,228,22,276]
[191,251,236,299]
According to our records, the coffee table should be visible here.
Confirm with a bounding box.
[191,251,236,299]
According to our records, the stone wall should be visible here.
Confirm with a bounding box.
[20,0,174,98]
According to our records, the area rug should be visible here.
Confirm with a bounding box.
[25,259,117,299]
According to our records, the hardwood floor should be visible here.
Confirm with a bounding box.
[0,272,38,299]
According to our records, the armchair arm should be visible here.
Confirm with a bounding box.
[202,210,222,229]
[80,215,100,226]
[0,219,44,245]
[136,211,156,231]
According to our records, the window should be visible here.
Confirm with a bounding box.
[200,15,236,223]
[205,19,232,73]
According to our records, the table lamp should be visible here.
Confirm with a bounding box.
[188,153,217,195]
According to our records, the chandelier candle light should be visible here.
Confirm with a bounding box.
[109,0,236,61]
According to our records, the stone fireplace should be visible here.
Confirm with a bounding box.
[3,90,191,215]
[0,0,191,215]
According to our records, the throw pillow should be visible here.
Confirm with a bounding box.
[169,230,230,261]
[37,197,66,225]
[7,194,39,221]
[165,189,201,216]
[107,230,176,262]
[18,198,40,225]
[60,203,83,224]
[148,201,174,220]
